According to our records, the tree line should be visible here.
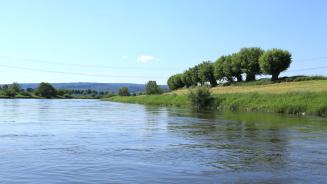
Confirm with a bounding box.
[0,82,114,99]
[167,47,292,90]
[117,81,163,96]
[0,80,164,98]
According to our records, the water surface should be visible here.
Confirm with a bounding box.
[0,99,326,183]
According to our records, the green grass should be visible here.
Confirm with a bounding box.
[0,94,36,98]
[213,92,327,117]
[106,80,327,117]
[173,80,327,95]
[107,92,327,117]
[225,75,327,87]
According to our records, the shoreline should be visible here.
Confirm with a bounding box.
[106,91,327,117]
[0,96,100,99]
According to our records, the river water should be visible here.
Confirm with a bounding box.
[0,99,326,183]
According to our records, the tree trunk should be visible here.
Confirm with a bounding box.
[271,72,279,81]
[210,80,217,87]
[246,73,256,81]
[227,77,234,83]
[236,75,243,82]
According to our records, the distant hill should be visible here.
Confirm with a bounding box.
[4,83,168,93]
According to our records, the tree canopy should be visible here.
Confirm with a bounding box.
[35,82,57,98]
[198,61,217,87]
[118,87,130,96]
[167,74,184,90]
[145,81,163,95]
[167,47,292,90]
[259,49,292,81]
[238,47,264,81]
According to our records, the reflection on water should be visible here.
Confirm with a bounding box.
[0,99,326,183]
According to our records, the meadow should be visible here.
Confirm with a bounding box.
[108,80,327,117]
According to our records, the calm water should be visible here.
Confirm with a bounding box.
[0,99,326,184]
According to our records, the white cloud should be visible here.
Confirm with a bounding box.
[137,55,156,63]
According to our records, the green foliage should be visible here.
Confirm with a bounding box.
[57,89,72,97]
[259,49,292,81]
[168,47,293,90]
[108,91,327,117]
[19,91,32,97]
[188,87,214,110]
[26,88,34,93]
[0,83,112,99]
[190,66,200,86]
[221,55,235,82]
[214,55,243,82]
[238,47,264,81]
[230,53,243,82]
[63,93,73,99]
[102,92,116,98]
[181,69,194,87]
[197,61,217,86]
[167,74,184,90]
[279,75,327,82]
[222,76,327,87]
[214,92,327,116]
[35,82,57,98]
[214,56,226,81]
[145,81,163,95]
[1,83,21,98]
[180,66,201,88]
[118,87,130,96]
[2,88,16,98]
[11,82,21,93]
[1,84,9,90]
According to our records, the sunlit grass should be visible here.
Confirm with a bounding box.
[106,80,327,117]
[173,80,327,95]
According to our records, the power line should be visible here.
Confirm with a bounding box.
[1,62,325,79]
[287,66,327,72]
[296,57,327,62]
[0,55,326,79]
[0,55,179,71]
[0,55,326,71]
[0,64,167,79]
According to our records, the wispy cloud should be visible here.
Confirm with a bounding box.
[137,55,156,63]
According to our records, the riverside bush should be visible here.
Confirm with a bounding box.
[188,87,214,110]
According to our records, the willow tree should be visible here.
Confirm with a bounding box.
[167,74,184,90]
[198,61,217,87]
[214,56,226,82]
[238,47,264,81]
[259,49,292,81]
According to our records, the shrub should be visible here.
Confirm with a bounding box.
[63,93,73,99]
[188,87,214,110]
[118,87,130,96]
[3,89,16,98]
[20,91,32,97]
[35,82,57,98]
[145,81,163,95]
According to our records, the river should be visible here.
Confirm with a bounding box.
[0,99,326,183]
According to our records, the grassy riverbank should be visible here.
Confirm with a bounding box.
[107,80,327,117]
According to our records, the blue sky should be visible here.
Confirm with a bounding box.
[0,0,326,84]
